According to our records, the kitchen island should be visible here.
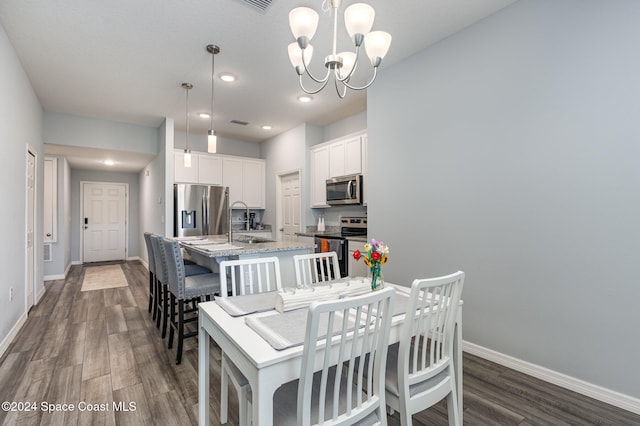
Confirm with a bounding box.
[179,235,315,286]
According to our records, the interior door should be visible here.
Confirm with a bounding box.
[280,171,301,241]
[83,182,127,263]
[26,150,36,308]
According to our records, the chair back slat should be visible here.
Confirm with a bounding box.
[293,252,341,287]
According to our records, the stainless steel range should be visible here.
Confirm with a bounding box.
[314,216,367,277]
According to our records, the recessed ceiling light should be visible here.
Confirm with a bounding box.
[199,112,211,119]
[220,73,236,82]
[297,95,312,103]
[104,160,115,166]
[262,125,272,130]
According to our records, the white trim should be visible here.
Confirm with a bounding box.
[35,286,46,304]
[44,274,66,281]
[463,341,640,415]
[127,256,141,262]
[275,168,303,241]
[0,312,28,358]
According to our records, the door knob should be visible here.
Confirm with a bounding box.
[46,233,52,237]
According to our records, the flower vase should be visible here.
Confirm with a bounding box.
[369,265,384,291]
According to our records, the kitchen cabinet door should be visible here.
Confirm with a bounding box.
[243,159,265,208]
[343,136,362,175]
[175,151,198,183]
[329,141,346,178]
[311,145,330,207]
[223,157,243,204]
[198,154,223,185]
[361,135,367,206]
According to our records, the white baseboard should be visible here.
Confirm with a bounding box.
[463,341,640,415]
[127,256,140,262]
[44,273,65,281]
[0,312,27,359]
[35,285,46,304]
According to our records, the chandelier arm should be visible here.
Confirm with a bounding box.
[300,49,332,84]
[341,66,379,91]
[299,74,331,95]
[334,77,348,99]
[335,46,362,83]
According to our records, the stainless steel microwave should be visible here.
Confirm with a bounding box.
[326,174,362,205]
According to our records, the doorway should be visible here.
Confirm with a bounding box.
[81,182,128,263]
[277,170,301,241]
[26,149,36,309]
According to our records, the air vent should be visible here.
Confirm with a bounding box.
[230,119,250,126]
[44,243,52,262]
[235,0,274,14]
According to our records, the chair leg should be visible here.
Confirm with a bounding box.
[155,281,164,328]
[176,299,185,365]
[152,277,158,321]
[161,284,169,338]
[447,379,461,426]
[168,293,176,349]
[221,356,229,424]
[148,272,154,313]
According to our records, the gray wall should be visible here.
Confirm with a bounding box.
[0,23,44,348]
[174,132,260,158]
[69,169,141,262]
[368,0,640,398]
[44,112,158,154]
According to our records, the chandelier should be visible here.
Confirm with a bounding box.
[287,0,391,98]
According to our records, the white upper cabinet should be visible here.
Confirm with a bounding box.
[329,135,362,178]
[361,134,368,206]
[310,131,367,207]
[242,159,265,209]
[174,150,265,208]
[310,145,330,208]
[198,155,223,185]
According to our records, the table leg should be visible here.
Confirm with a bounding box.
[199,320,210,425]
[251,376,279,426]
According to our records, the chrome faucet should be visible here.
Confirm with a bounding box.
[229,200,249,243]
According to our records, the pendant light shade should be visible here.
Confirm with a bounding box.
[207,44,220,153]
[182,82,193,167]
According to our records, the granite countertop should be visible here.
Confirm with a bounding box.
[178,235,314,257]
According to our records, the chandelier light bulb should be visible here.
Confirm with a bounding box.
[337,52,356,79]
[364,31,392,66]
[344,3,375,43]
[208,130,217,154]
[288,42,314,71]
[289,7,319,41]
[183,149,192,168]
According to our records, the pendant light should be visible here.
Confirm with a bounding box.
[207,44,220,153]
[182,82,193,167]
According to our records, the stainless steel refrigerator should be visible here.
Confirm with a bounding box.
[174,184,229,237]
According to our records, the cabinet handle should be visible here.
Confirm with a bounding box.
[46,233,52,237]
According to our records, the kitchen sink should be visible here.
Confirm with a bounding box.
[233,235,276,244]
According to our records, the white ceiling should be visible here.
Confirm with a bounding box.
[0,0,515,171]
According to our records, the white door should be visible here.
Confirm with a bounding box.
[280,172,301,241]
[26,151,36,308]
[83,182,127,263]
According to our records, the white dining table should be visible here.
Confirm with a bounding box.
[198,283,463,425]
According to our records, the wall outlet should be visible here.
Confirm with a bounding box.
[9,287,13,302]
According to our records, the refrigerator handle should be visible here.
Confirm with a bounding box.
[202,191,208,234]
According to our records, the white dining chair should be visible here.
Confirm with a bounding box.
[386,271,465,426]
[272,287,395,425]
[218,256,283,425]
[293,251,341,287]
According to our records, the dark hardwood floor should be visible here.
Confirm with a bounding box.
[1,261,638,425]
